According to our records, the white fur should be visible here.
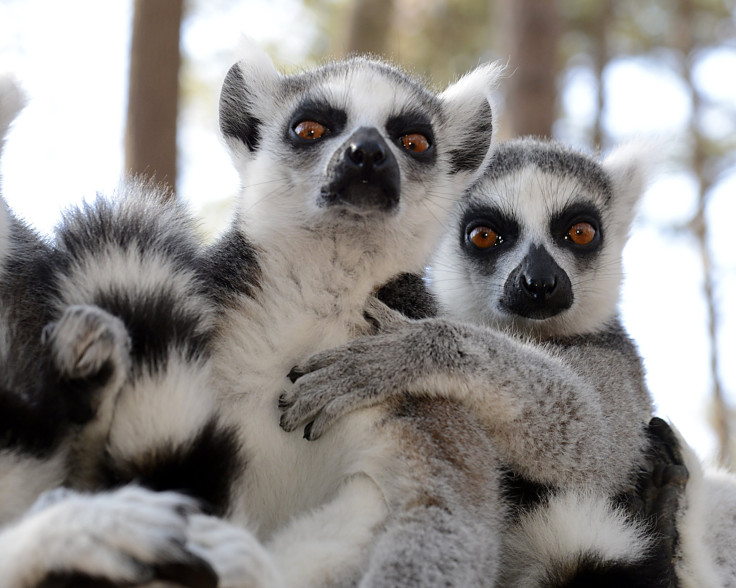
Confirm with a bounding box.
[106,354,218,460]
[188,513,285,588]
[0,74,25,270]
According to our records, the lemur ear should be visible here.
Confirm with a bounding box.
[438,62,504,181]
[0,74,27,157]
[601,140,660,226]
[219,40,280,156]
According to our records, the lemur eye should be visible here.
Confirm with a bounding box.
[293,120,328,141]
[468,226,502,249]
[399,133,430,153]
[567,222,596,245]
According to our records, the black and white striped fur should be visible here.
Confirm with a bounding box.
[0,76,71,525]
[0,79,221,587]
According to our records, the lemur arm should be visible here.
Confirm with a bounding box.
[280,298,651,494]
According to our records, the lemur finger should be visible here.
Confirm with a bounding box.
[303,409,336,441]
[279,385,327,432]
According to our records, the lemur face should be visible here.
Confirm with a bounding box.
[432,138,650,338]
[218,46,501,277]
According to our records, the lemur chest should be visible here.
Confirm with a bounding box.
[215,295,380,536]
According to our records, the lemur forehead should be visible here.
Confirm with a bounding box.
[464,164,605,232]
[281,58,443,122]
[483,138,613,202]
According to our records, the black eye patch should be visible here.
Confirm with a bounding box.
[459,204,519,257]
[550,202,603,253]
[386,111,435,163]
[287,99,347,146]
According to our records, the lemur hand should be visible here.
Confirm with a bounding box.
[279,316,481,441]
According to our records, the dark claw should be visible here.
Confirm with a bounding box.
[278,394,290,409]
[287,367,305,383]
[303,421,314,440]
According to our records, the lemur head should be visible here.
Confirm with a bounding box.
[219,44,501,284]
[431,137,652,338]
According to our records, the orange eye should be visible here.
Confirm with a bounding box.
[294,120,327,140]
[567,222,596,245]
[400,133,430,153]
[469,226,501,249]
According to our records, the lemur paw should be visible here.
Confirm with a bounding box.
[43,304,131,381]
[640,417,688,532]
[187,514,283,588]
[279,325,423,440]
[10,486,217,588]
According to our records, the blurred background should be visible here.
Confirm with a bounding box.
[1,0,735,467]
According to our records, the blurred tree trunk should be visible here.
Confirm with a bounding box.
[125,0,183,198]
[498,0,561,138]
[591,0,612,149]
[676,0,731,469]
[344,0,395,55]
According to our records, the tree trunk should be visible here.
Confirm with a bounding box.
[344,0,395,56]
[125,0,183,197]
[498,0,561,138]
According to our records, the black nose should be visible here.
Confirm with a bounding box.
[321,126,400,213]
[346,130,388,170]
[520,272,558,301]
[502,244,573,320]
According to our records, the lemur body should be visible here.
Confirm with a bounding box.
[188,49,506,585]
[0,79,221,587]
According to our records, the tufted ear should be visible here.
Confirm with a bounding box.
[601,140,661,229]
[0,74,26,157]
[219,40,280,157]
[438,62,504,182]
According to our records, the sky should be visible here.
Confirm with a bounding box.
[1,0,735,463]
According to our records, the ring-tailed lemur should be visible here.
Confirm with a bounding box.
[351,143,736,587]
[191,47,509,586]
[277,137,701,585]
[1,49,511,587]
